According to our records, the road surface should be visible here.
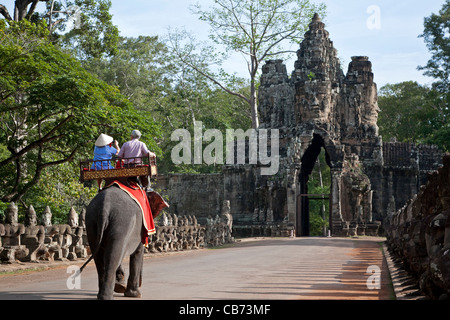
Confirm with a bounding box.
[0,237,393,300]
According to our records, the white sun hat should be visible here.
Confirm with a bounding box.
[95,133,114,147]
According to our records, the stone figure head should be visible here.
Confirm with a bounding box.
[297,80,335,124]
[5,202,19,226]
[68,207,79,227]
[41,206,52,227]
[221,200,231,215]
[79,208,86,228]
[25,205,38,227]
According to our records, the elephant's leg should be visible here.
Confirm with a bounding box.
[93,248,105,299]
[98,242,126,300]
[114,264,127,293]
[124,243,144,298]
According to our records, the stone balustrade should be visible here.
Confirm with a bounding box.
[0,203,234,265]
[385,154,450,300]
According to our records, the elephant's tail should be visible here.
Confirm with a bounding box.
[79,254,94,272]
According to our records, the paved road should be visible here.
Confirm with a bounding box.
[0,237,393,300]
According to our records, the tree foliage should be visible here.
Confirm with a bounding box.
[0,19,159,203]
[378,82,437,141]
[418,0,450,92]
[0,0,119,59]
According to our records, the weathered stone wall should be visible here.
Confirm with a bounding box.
[381,142,443,219]
[154,167,258,226]
[385,154,450,299]
[155,173,224,225]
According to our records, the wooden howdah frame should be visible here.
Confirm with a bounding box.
[80,154,157,182]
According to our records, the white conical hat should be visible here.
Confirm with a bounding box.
[95,133,113,147]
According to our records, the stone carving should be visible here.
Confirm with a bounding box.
[41,206,52,227]
[0,224,4,256]
[340,155,374,236]
[221,200,233,243]
[22,205,47,262]
[79,208,86,229]
[67,207,78,228]
[45,224,72,261]
[0,203,28,263]
[385,155,450,299]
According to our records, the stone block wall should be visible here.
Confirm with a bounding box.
[155,173,224,226]
[385,154,450,299]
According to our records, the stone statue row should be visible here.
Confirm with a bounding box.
[149,204,234,253]
[384,155,450,300]
[0,201,234,264]
[0,202,87,264]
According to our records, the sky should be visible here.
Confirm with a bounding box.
[1,0,445,88]
[106,0,445,89]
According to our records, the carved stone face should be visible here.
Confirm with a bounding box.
[365,103,380,126]
[42,206,52,227]
[25,205,37,227]
[298,81,333,122]
[5,202,18,226]
[68,207,78,227]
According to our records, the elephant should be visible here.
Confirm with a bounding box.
[85,185,146,300]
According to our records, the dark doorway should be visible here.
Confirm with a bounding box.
[296,134,331,236]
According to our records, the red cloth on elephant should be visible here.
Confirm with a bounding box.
[147,190,169,219]
[107,180,156,245]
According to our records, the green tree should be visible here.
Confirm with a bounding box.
[417,0,450,150]
[378,81,449,151]
[170,0,326,129]
[0,19,159,203]
[85,35,173,111]
[0,0,119,59]
[378,82,436,142]
[418,0,450,92]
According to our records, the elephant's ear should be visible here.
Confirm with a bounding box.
[147,191,169,218]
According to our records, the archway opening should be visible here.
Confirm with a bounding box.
[297,134,331,236]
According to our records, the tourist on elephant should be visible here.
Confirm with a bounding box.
[92,133,120,190]
[118,130,156,189]
[117,130,156,165]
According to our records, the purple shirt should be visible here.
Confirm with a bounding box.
[118,139,150,164]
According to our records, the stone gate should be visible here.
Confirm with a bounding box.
[156,14,443,237]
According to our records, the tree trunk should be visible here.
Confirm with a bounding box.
[317,157,327,236]
[250,80,259,129]
[249,50,259,129]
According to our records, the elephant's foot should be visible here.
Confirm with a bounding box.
[114,281,126,293]
[124,289,142,298]
[114,272,127,293]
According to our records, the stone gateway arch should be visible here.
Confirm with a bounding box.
[156,14,443,237]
